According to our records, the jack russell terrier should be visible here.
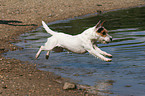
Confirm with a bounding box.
[36,21,113,62]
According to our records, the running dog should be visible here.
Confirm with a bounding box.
[35,21,113,62]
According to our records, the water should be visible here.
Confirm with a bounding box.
[4,6,145,96]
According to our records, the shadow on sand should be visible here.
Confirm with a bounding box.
[0,20,37,26]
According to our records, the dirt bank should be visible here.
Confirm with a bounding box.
[0,0,145,95]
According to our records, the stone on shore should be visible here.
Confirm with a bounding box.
[63,82,76,90]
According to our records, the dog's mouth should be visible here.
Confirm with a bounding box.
[102,38,112,44]
[102,40,110,44]
[98,37,112,44]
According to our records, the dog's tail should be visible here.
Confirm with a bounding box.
[42,21,56,35]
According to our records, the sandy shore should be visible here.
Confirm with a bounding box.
[0,0,145,95]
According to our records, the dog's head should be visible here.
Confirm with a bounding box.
[94,21,112,44]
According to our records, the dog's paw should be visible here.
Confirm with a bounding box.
[106,54,112,58]
[46,55,49,59]
[35,55,39,59]
[105,58,112,62]
[102,52,112,58]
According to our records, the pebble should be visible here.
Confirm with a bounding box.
[63,82,76,90]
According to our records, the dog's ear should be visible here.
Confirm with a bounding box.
[101,21,105,26]
[95,20,101,28]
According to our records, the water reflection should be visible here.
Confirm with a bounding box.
[4,6,145,95]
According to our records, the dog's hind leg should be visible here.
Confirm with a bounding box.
[35,46,52,59]
[44,37,58,59]
[35,46,44,59]
[46,51,50,59]
[35,37,58,59]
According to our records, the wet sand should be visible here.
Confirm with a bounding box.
[0,0,145,95]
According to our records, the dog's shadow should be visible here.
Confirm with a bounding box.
[0,20,37,26]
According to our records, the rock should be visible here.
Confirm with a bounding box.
[54,80,62,84]
[77,84,90,90]
[63,82,76,90]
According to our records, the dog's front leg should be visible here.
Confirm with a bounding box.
[87,48,112,62]
[93,45,112,57]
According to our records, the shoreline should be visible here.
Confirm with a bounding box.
[1,0,145,95]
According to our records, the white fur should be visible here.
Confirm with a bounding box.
[36,21,112,62]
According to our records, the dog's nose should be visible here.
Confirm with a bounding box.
[110,38,112,41]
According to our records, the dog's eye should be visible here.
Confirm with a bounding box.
[97,28,103,33]
[102,32,106,35]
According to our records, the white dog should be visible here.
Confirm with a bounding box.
[36,21,112,62]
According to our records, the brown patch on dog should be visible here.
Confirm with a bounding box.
[96,28,108,37]
[101,21,105,26]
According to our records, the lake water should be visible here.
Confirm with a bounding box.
[4,6,145,96]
